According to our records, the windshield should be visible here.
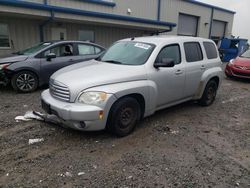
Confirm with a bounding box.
[17,42,52,55]
[240,49,250,58]
[99,41,155,65]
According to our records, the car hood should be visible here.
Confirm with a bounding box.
[0,55,29,64]
[234,57,250,67]
[51,60,147,100]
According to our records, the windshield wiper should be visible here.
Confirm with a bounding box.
[103,60,123,64]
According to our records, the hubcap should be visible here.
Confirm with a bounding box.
[16,73,35,91]
[120,107,134,128]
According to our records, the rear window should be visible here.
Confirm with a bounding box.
[184,42,203,62]
[203,42,218,59]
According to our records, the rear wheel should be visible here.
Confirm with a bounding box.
[11,71,38,93]
[199,80,218,106]
[107,97,141,137]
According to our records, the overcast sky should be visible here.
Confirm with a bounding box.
[196,0,250,40]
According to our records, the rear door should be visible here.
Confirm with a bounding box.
[183,41,206,97]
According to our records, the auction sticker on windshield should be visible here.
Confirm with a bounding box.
[134,43,151,50]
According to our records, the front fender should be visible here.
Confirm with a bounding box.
[194,67,223,99]
[84,80,158,117]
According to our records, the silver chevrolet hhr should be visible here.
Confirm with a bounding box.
[41,36,223,137]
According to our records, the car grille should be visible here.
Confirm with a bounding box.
[232,70,250,77]
[49,80,70,102]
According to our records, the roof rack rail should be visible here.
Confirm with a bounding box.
[149,27,173,36]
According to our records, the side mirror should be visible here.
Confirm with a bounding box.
[154,58,175,68]
[46,53,56,61]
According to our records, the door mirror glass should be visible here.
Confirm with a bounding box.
[46,53,56,61]
[154,58,175,68]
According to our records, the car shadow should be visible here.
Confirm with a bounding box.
[225,76,250,83]
[0,84,49,94]
[0,84,15,93]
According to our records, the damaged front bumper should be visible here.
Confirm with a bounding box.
[0,70,9,86]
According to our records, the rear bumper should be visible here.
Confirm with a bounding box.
[41,89,116,131]
[226,65,250,79]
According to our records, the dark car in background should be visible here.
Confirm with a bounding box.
[0,41,105,92]
[225,49,250,79]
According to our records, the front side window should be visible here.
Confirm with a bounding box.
[99,41,155,65]
[44,44,73,57]
[203,42,218,59]
[184,42,203,62]
[77,44,95,55]
[0,23,10,48]
[156,44,181,65]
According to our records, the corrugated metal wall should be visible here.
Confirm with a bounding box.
[0,0,235,56]
[160,0,234,38]
[0,16,145,56]
[0,17,40,57]
[43,22,145,47]
[161,0,212,38]
[48,0,158,20]
[213,9,234,37]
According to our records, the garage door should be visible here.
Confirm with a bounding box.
[178,14,198,36]
[211,20,226,38]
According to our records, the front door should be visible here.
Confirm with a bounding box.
[40,43,76,83]
[149,44,185,107]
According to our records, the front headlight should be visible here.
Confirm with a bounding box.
[0,63,10,70]
[228,59,234,66]
[78,91,108,105]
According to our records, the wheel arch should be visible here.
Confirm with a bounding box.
[12,68,40,85]
[194,67,223,99]
[114,93,146,120]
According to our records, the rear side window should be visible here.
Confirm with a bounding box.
[184,42,203,62]
[77,44,95,55]
[156,44,181,65]
[95,47,102,54]
[203,42,218,59]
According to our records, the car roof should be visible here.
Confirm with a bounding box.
[120,35,214,45]
[43,40,105,48]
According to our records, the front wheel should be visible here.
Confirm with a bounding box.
[199,80,218,106]
[106,97,141,137]
[11,71,38,93]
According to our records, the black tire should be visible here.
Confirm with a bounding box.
[11,71,38,93]
[107,97,141,137]
[199,80,218,106]
[225,72,232,78]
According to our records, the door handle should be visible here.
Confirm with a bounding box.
[175,70,183,75]
[201,65,206,70]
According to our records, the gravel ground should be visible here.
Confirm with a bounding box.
[0,68,250,187]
